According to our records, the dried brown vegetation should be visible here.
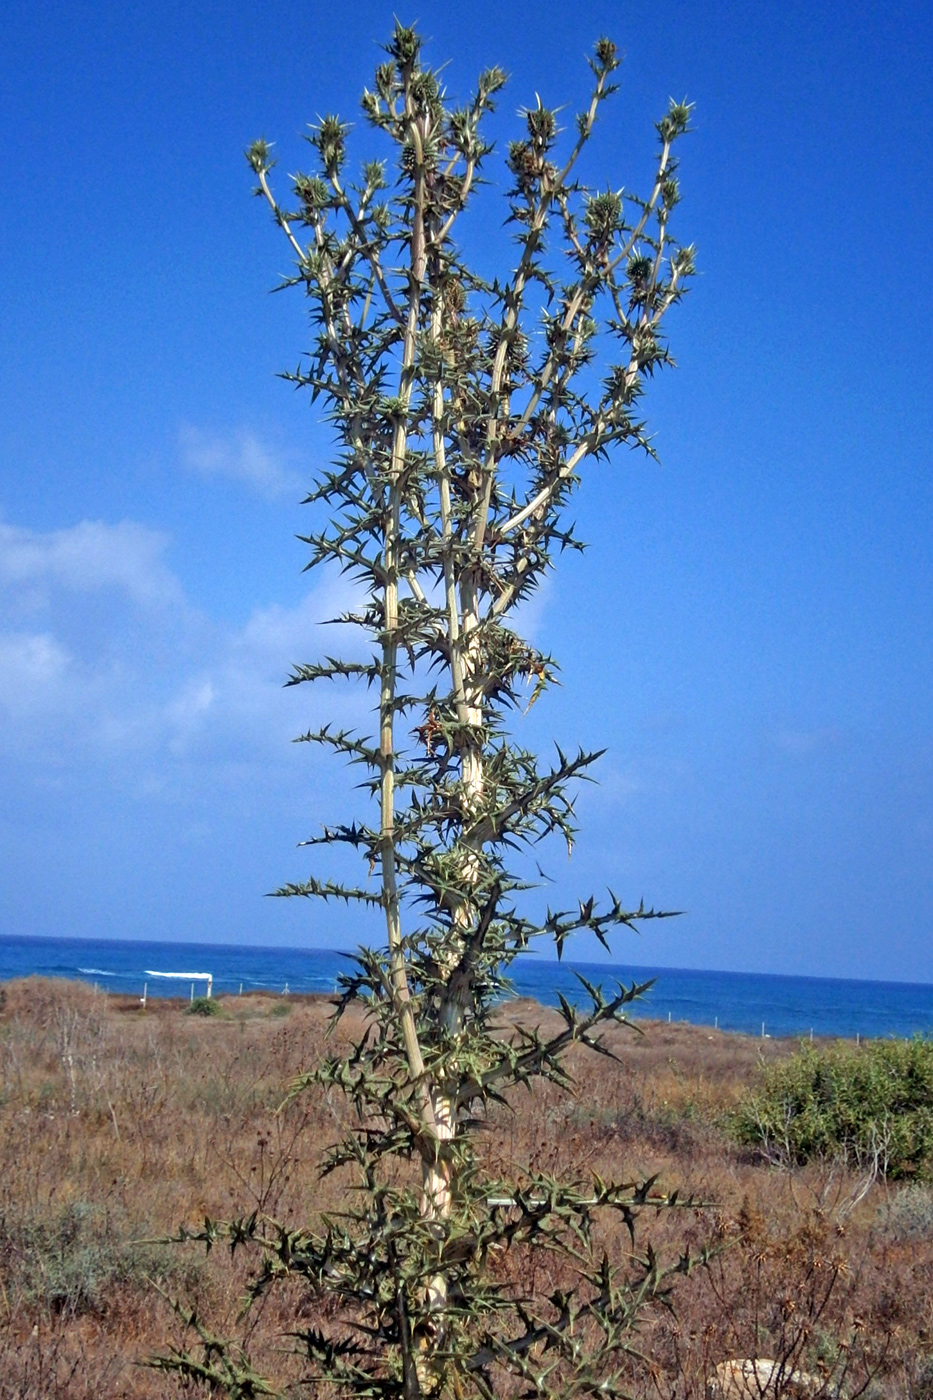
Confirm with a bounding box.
[0,977,930,1399]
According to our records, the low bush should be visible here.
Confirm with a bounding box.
[186,996,223,1017]
[877,1182,933,1240]
[732,1036,933,1178]
[0,1201,182,1316]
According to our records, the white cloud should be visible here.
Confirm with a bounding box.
[0,518,182,608]
[180,426,303,500]
[0,511,380,947]
[0,632,71,714]
[0,508,370,780]
[0,515,194,757]
[157,577,371,761]
[166,678,216,729]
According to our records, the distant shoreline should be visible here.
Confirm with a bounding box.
[1,936,931,1039]
[4,931,932,991]
[0,975,885,1047]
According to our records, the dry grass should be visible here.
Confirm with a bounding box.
[0,978,930,1398]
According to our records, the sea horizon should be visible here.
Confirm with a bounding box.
[3,928,933,991]
[2,932,932,1041]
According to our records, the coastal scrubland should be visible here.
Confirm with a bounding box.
[0,977,930,1399]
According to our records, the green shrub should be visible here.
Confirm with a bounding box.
[0,1201,185,1315]
[732,1037,933,1179]
[186,996,223,1017]
[877,1182,933,1240]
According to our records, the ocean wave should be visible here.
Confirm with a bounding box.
[77,967,116,977]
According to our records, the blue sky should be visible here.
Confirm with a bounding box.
[1,0,931,981]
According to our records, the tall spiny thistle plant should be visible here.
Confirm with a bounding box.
[156,23,697,1399]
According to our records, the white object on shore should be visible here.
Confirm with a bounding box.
[708,1358,822,1399]
[145,970,213,999]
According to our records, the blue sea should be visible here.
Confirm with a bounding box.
[1,934,931,1041]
